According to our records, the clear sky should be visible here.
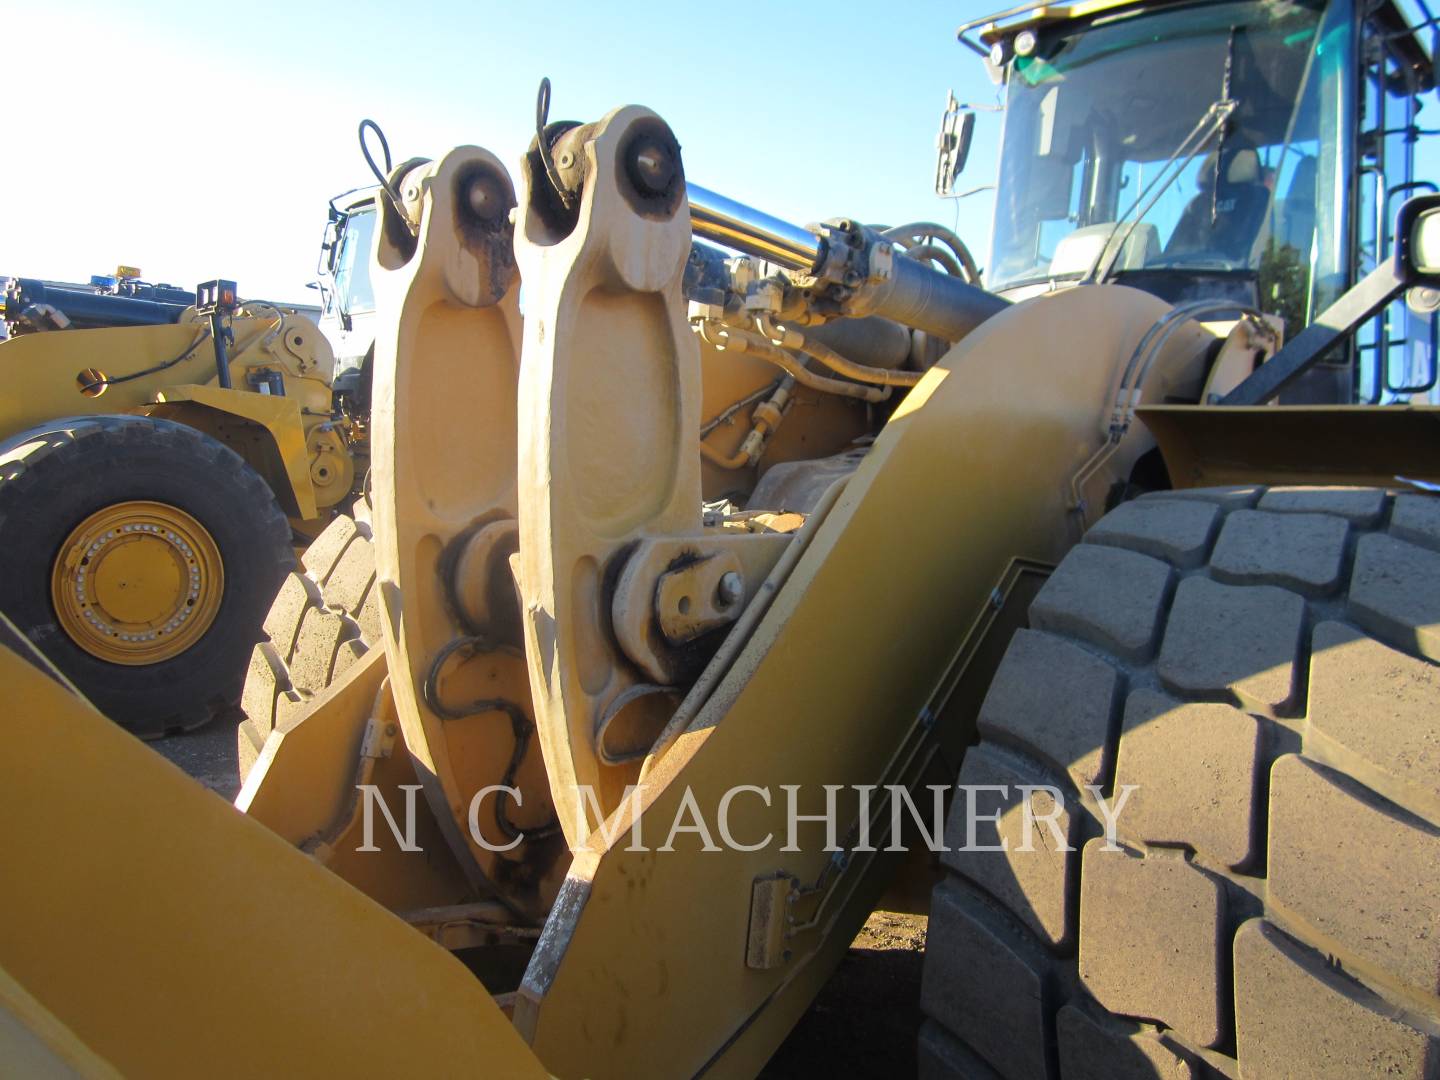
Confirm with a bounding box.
[8,1,1006,301]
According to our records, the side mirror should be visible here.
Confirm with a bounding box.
[934,94,976,197]
[318,219,341,277]
[1396,193,1440,280]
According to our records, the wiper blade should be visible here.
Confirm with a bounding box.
[1085,97,1239,283]
[1090,27,1241,284]
[1211,27,1240,227]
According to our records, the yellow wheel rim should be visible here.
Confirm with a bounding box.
[51,500,224,665]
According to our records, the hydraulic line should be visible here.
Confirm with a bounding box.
[696,320,889,403]
[901,243,966,279]
[685,188,1004,343]
[423,636,560,842]
[881,222,981,284]
[759,316,922,388]
[700,381,781,438]
[699,376,795,470]
[78,328,212,392]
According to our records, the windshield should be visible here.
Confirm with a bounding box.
[988,0,1329,304]
[332,204,377,316]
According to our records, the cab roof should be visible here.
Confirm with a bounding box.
[959,0,1435,91]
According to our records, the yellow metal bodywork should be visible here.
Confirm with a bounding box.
[231,110,1216,1078]
[368,146,570,920]
[513,107,730,840]
[239,646,478,913]
[0,308,351,522]
[976,0,1142,45]
[514,282,1200,1078]
[0,635,548,1078]
[1140,402,1440,488]
[697,335,871,498]
[146,381,321,520]
[0,963,121,1079]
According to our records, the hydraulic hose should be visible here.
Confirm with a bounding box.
[759,316,921,389]
[697,321,888,403]
[881,222,981,284]
[699,376,795,470]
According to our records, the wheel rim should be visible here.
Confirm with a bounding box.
[51,500,225,665]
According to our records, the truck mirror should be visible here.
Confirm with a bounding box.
[1397,193,1440,280]
[1413,208,1440,274]
[320,220,341,275]
[935,95,976,197]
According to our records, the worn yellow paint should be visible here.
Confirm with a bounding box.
[239,650,477,913]
[224,111,1224,1079]
[516,283,1207,1078]
[0,308,350,522]
[1139,403,1440,488]
[0,637,549,1077]
[239,647,388,842]
[975,0,1146,44]
[368,147,570,922]
[512,108,706,842]
[0,964,119,1079]
[150,382,318,519]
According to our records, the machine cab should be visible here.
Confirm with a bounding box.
[947,0,1438,403]
[316,187,380,404]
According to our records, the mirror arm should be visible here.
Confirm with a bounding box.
[1220,261,1407,405]
[1223,193,1440,406]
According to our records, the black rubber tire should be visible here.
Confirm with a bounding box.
[237,509,379,781]
[0,415,294,737]
[920,485,1440,1080]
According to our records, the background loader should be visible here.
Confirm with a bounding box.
[317,183,382,420]
[4,0,1440,1077]
[0,273,364,735]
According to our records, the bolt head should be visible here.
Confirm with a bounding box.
[627,134,677,196]
[716,571,744,607]
[464,171,507,224]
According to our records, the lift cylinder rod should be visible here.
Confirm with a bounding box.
[685,185,1007,341]
[687,184,822,271]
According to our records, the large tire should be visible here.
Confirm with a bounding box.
[921,486,1440,1079]
[237,510,379,781]
[0,415,294,736]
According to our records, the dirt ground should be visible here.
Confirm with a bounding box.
[152,718,242,799]
[762,910,929,1078]
[150,724,932,1074]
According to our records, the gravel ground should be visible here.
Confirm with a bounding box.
[150,714,242,799]
[148,717,931,1072]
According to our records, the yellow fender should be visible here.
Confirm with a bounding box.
[0,626,546,1078]
[515,281,1199,1077]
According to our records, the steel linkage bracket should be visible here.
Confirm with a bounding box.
[370,146,568,921]
[513,107,791,845]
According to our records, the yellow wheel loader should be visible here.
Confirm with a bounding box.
[317,183,383,412]
[0,276,362,735]
[5,0,1440,1077]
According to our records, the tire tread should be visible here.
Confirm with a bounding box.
[236,511,376,780]
[921,486,1440,1079]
